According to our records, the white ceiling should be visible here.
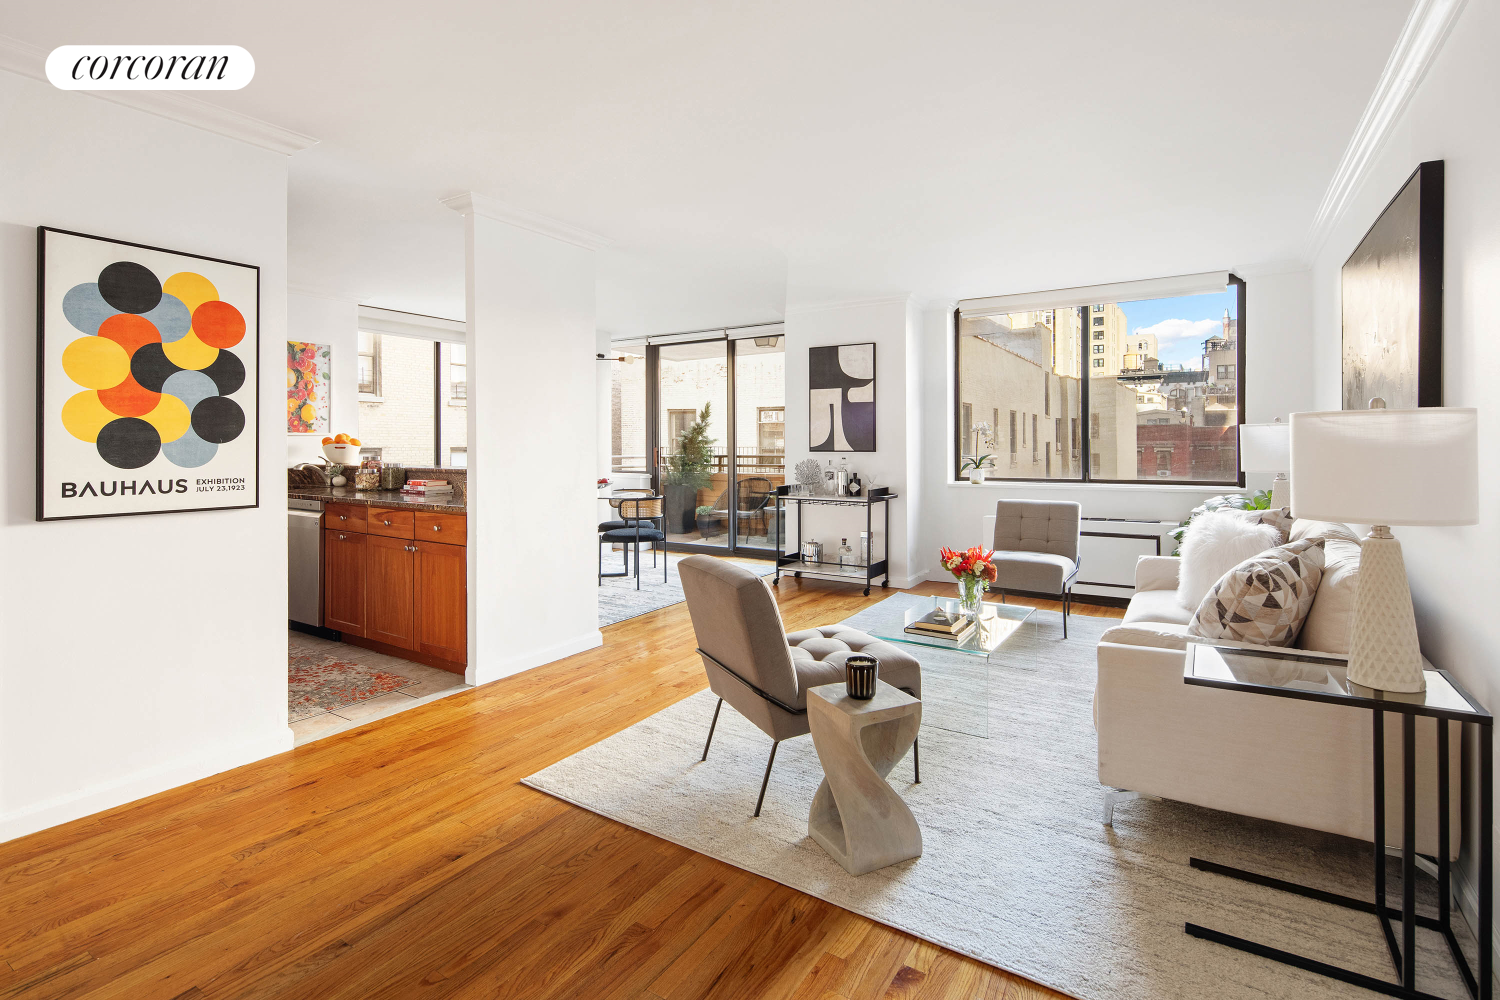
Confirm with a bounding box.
[7,1,1412,335]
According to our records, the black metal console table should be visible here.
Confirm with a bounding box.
[772,485,895,596]
[1184,643,1492,1000]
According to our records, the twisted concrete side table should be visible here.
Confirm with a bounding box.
[807,681,922,876]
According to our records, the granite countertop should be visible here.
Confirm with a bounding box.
[287,485,466,514]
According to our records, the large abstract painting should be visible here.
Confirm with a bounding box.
[37,227,259,520]
[287,342,331,434]
[1341,160,1444,410]
[809,343,875,452]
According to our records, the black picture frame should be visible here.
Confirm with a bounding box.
[1341,160,1444,410]
[809,342,876,452]
[36,226,261,521]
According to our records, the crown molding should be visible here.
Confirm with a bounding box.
[440,192,612,251]
[1230,258,1310,279]
[1302,0,1466,263]
[784,294,913,316]
[0,34,317,155]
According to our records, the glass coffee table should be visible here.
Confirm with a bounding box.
[867,595,1037,664]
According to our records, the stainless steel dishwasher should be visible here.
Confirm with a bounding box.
[288,498,324,627]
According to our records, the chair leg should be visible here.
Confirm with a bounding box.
[753,741,779,817]
[634,540,642,590]
[1063,587,1070,639]
[913,736,920,784]
[701,698,723,761]
[999,589,1005,604]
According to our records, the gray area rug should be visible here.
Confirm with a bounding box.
[598,552,774,627]
[528,594,1478,1000]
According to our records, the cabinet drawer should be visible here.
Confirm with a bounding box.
[367,507,416,539]
[325,503,367,533]
[415,511,466,546]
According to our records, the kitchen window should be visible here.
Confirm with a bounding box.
[954,273,1244,485]
[356,332,471,468]
[358,332,380,396]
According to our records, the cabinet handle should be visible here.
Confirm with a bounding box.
[432,525,441,532]
[339,514,348,520]
[338,533,346,540]
[383,519,391,525]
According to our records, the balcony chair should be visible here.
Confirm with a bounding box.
[678,555,922,816]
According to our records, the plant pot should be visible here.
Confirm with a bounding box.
[968,469,985,485]
[664,484,698,533]
[696,515,724,538]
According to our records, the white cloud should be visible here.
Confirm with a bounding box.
[1133,318,1221,343]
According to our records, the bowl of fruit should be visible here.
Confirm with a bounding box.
[321,433,362,465]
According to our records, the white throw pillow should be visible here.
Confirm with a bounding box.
[1176,510,1282,610]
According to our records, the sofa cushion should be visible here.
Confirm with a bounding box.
[1177,510,1283,609]
[1099,621,1194,650]
[1291,519,1360,545]
[1122,588,1194,626]
[1189,538,1326,646]
[992,550,1077,594]
[785,626,922,705]
[1297,536,1361,655]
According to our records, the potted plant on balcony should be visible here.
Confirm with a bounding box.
[695,504,724,538]
[663,403,713,533]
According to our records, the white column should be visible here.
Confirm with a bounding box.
[444,194,609,685]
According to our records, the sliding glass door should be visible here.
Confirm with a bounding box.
[609,328,784,558]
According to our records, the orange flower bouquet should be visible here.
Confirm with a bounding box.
[939,546,998,618]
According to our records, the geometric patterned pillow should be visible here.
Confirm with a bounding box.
[1228,505,1294,543]
[1188,537,1326,647]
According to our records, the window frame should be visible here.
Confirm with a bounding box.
[357,331,381,397]
[952,274,1245,488]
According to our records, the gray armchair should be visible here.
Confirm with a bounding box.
[678,555,922,816]
[991,499,1081,638]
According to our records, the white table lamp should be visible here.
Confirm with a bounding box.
[1239,421,1290,508]
[1290,407,1478,693]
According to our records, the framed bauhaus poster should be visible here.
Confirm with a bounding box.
[36,227,259,521]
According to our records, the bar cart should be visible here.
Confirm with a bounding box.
[772,485,896,596]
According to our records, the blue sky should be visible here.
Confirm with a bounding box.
[1117,290,1236,368]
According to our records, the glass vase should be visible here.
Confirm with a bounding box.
[956,576,987,619]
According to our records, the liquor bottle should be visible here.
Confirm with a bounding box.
[837,538,855,568]
[847,472,862,496]
[835,458,850,496]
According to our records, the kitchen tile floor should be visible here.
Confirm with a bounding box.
[289,632,470,746]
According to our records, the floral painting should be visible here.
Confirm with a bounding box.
[287,341,330,434]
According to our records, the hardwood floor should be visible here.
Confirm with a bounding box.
[1,579,1121,1000]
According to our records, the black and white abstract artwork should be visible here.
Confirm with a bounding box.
[809,343,875,452]
[1341,160,1443,409]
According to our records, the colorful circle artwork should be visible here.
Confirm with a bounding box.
[60,263,248,470]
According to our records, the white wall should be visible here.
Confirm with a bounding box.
[1308,0,1500,929]
[458,199,603,685]
[0,71,292,842]
[915,270,1317,561]
[783,297,924,586]
[286,291,359,466]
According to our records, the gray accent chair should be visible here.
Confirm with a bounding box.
[678,555,922,816]
[991,499,1082,638]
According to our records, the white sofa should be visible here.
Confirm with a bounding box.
[1094,519,1461,858]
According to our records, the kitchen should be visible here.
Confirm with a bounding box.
[286,311,473,744]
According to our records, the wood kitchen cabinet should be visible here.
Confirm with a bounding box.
[323,506,467,672]
[324,528,368,636]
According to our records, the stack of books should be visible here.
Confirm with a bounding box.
[904,607,976,643]
[400,479,454,497]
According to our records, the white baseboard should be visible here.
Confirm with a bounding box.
[0,727,294,845]
[469,629,604,687]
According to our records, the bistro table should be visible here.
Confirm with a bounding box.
[1183,642,1492,1000]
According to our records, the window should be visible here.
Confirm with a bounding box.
[448,447,467,467]
[956,277,1242,484]
[357,332,470,468]
[1009,410,1017,463]
[668,408,698,451]
[358,332,379,395]
[757,406,785,454]
[449,344,467,400]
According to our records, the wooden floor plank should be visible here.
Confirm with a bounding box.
[0,577,1099,1000]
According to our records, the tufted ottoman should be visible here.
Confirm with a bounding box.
[785,626,923,701]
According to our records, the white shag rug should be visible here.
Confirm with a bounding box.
[598,552,774,627]
[527,594,1477,1000]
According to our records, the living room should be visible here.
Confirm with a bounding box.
[2,1,1497,998]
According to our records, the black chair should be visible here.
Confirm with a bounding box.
[707,476,776,543]
[599,492,667,589]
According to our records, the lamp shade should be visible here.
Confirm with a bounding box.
[1290,408,1478,526]
[1239,422,1289,473]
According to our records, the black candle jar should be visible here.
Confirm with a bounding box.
[845,653,878,700]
